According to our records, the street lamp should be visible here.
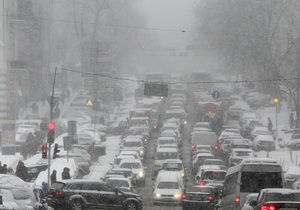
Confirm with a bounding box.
[274,97,278,138]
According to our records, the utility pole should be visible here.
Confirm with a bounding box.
[47,67,57,192]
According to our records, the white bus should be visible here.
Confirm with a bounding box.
[219,158,284,210]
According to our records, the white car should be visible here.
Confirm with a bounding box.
[117,159,146,186]
[15,124,38,144]
[250,126,270,140]
[106,177,135,193]
[228,148,254,166]
[240,193,259,210]
[153,171,185,205]
[34,158,80,188]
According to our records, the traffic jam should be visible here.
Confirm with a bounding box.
[6,72,300,210]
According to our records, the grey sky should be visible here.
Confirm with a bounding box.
[137,0,199,48]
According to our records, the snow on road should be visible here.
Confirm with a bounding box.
[254,101,300,171]
[84,135,121,180]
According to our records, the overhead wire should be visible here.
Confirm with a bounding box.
[60,67,298,85]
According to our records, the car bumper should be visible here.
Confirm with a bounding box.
[153,196,182,205]
[182,200,214,208]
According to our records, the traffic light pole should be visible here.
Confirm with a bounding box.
[47,67,57,192]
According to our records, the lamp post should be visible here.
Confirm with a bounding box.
[274,97,278,138]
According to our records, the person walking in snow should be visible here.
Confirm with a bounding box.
[51,170,57,185]
[290,113,295,130]
[268,117,273,132]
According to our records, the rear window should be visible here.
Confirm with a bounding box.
[240,171,282,193]
[189,186,212,193]
[51,182,66,190]
[265,192,300,201]
[203,171,226,181]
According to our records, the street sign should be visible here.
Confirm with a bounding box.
[212,91,220,99]
[63,136,72,150]
[86,99,93,106]
[2,146,16,155]
[1,121,15,145]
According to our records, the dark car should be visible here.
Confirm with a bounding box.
[47,180,143,210]
[251,188,300,210]
[182,185,218,210]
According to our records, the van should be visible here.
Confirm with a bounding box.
[191,131,217,153]
[152,171,185,205]
[218,158,284,210]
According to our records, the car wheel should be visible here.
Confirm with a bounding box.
[126,201,138,210]
[71,200,85,210]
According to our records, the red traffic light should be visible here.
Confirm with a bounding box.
[48,123,55,130]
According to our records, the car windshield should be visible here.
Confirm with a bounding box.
[161,163,182,170]
[124,141,142,147]
[156,152,178,160]
[157,182,179,189]
[159,139,175,145]
[120,162,141,169]
[235,151,252,157]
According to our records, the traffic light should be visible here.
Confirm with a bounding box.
[274,97,278,103]
[42,144,47,159]
[53,143,60,159]
[47,123,55,144]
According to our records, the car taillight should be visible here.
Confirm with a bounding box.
[215,145,218,150]
[222,145,225,149]
[208,196,212,200]
[235,197,240,206]
[200,182,205,186]
[192,145,195,149]
[220,139,223,143]
[182,194,186,199]
[56,191,64,196]
[261,205,276,210]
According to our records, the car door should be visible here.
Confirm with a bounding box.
[99,184,123,209]
[81,182,105,209]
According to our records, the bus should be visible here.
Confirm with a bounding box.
[219,158,284,210]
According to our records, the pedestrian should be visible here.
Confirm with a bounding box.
[88,141,97,161]
[16,161,28,181]
[290,113,295,130]
[50,170,57,185]
[61,167,71,180]
[0,161,3,174]
[1,164,7,174]
[268,117,273,132]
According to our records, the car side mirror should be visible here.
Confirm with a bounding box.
[249,200,257,206]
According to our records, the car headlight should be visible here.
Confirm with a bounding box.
[174,193,181,198]
[181,172,185,177]
[144,139,147,142]
[184,120,187,125]
[139,171,144,177]
[156,193,161,197]
[140,150,144,155]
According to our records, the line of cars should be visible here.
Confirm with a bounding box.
[151,93,188,206]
